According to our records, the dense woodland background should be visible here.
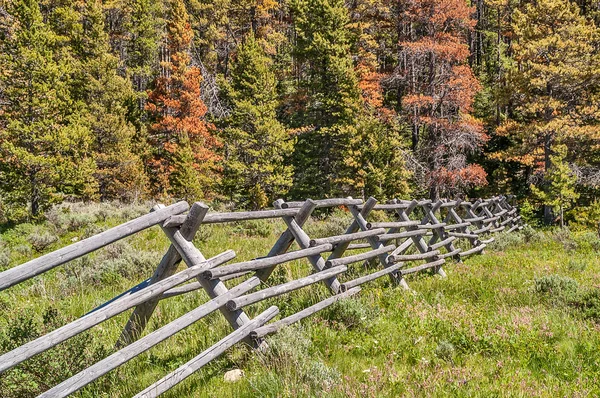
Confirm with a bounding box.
[0,0,599,226]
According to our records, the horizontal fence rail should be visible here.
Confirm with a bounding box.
[0,195,524,397]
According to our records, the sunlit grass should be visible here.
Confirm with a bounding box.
[1,203,600,397]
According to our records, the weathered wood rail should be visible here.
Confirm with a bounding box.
[0,195,524,397]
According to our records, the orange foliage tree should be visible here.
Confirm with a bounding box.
[145,0,220,200]
[395,0,489,199]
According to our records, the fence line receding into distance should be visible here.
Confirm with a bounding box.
[0,195,524,397]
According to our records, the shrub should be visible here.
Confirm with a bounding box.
[234,219,274,238]
[82,223,106,239]
[520,199,540,227]
[569,288,600,321]
[569,201,600,231]
[249,326,340,394]
[46,207,96,233]
[195,224,214,243]
[27,229,58,252]
[65,212,97,232]
[534,274,579,302]
[435,340,456,362]
[0,250,10,271]
[488,232,524,251]
[521,225,542,243]
[304,208,353,239]
[0,295,9,311]
[13,244,31,256]
[97,251,158,281]
[551,228,577,251]
[0,307,108,398]
[567,258,588,272]
[574,232,600,252]
[321,296,377,331]
[61,241,161,287]
[367,209,393,223]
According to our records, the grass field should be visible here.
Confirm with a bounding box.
[1,202,600,397]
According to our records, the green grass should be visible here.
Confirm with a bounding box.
[1,203,600,397]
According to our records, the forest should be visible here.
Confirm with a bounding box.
[0,0,599,226]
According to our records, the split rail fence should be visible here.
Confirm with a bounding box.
[0,195,524,397]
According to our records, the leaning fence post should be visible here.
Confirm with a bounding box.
[347,197,409,289]
[271,199,342,293]
[391,199,447,276]
[118,202,208,346]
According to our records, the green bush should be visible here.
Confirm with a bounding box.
[61,241,161,287]
[304,208,353,239]
[45,201,151,234]
[27,228,58,252]
[567,258,588,272]
[367,209,393,223]
[574,232,600,253]
[569,288,600,321]
[435,340,456,362]
[194,224,214,243]
[0,307,108,398]
[520,199,540,227]
[521,224,542,243]
[118,203,149,220]
[551,228,577,251]
[234,219,274,238]
[0,250,10,271]
[82,223,106,239]
[533,275,600,321]
[488,231,525,251]
[569,201,600,231]
[249,326,339,395]
[46,207,96,233]
[321,296,377,331]
[13,243,32,256]
[534,274,579,302]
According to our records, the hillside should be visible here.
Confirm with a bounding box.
[1,201,600,397]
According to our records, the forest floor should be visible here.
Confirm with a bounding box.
[1,202,600,397]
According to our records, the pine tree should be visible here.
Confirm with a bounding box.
[392,0,488,199]
[343,0,413,200]
[340,113,412,200]
[493,0,600,223]
[123,0,164,98]
[0,0,96,220]
[531,145,579,228]
[347,0,391,113]
[288,0,362,198]
[221,34,294,209]
[145,0,220,201]
[70,0,148,201]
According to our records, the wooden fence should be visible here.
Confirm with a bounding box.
[0,195,524,397]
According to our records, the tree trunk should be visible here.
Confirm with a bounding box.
[30,177,40,217]
[429,184,439,202]
[543,133,553,225]
[560,204,564,229]
[411,122,419,151]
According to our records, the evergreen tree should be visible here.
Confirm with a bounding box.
[344,0,413,200]
[145,0,220,201]
[0,0,96,220]
[494,0,600,223]
[340,113,412,200]
[221,34,294,209]
[121,0,164,184]
[531,145,579,228]
[72,0,148,201]
[288,0,362,198]
[123,0,164,99]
